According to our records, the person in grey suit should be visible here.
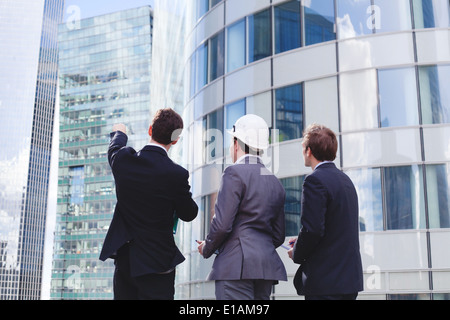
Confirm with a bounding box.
[197,114,287,300]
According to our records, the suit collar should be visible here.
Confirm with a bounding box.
[142,145,169,157]
[314,161,336,170]
[236,154,263,165]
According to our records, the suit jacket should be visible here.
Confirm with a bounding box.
[292,162,363,295]
[99,131,198,277]
[202,155,287,281]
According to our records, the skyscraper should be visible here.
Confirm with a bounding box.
[178,0,450,300]
[51,6,153,299]
[0,0,64,300]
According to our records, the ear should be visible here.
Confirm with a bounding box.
[171,137,179,146]
[148,125,152,137]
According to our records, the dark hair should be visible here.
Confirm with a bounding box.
[151,108,183,145]
[234,138,264,156]
[303,124,337,161]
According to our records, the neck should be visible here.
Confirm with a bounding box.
[150,139,171,152]
[310,159,321,171]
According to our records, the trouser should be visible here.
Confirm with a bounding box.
[215,279,275,300]
[305,293,358,300]
[113,244,175,300]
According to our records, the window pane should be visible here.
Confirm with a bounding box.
[224,99,246,154]
[280,176,305,236]
[197,0,208,20]
[275,83,303,142]
[340,69,379,131]
[373,0,412,33]
[248,9,271,63]
[419,65,450,124]
[337,0,373,39]
[426,164,450,228]
[227,19,246,73]
[413,0,450,28]
[379,68,419,128]
[210,0,222,8]
[209,31,224,81]
[346,168,383,232]
[206,109,223,163]
[304,0,336,45]
[384,165,426,230]
[195,44,208,92]
[275,0,301,54]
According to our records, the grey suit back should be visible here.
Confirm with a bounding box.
[203,156,287,281]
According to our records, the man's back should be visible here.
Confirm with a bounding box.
[100,131,198,277]
[294,162,363,295]
[203,156,287,281]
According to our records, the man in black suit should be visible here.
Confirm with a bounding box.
[99,108,198,300]
[288,124,363,300]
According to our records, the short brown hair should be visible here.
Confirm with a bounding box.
[151,108,183,145]
[303,124,337,161]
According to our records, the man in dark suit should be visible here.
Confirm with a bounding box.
[288,124,363,300]
[99,108,198,300]
[197,114,287,300]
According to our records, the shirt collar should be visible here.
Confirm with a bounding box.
[148,142,168,155]
[314,160,334,170]
[235,154,263,165]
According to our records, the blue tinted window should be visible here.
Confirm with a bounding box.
[419,65,450,124]
[379,68,419,128]
[384,165,426,230]
[337,0,372,39]
[304,0,336,45]
[224,99,246,153]
[280,176,305,236]
[426,164,450,229]
[248,9,272,63]
[347,168,383,231]
[413,0,450,28]
[275,83,303,142]
[209,31,224,81]
[275,1,301,54]
[227,19,246,72]
[195,44,208,93]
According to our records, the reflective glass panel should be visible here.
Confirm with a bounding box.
[227,19,246,72]
[224,99,246,154]
[304,0,336,45]
[346,168,383,232]
[337,0,373,39]
[373,0,412,33]
[195,44,208,92]
[419,65,450,124]
[274,0,301,54]
[413,0,450,28]
[426,164,450,228]
[379,67,419,128]
[205,108,224,163]
[280,175,305,236]
[275,83,303,142]
[340,69,379,131]
[248,9,272,63]
[384,165,426,230]
[209,31,224,82]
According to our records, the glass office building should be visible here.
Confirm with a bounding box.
[0,0,64,300]
[176,0,450,299]
[51,6,153,299]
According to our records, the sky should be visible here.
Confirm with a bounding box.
[63,0,155,21]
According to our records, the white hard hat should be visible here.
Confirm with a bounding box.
[227,114,269,150]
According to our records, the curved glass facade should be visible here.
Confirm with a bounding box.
[177,0,450,300]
